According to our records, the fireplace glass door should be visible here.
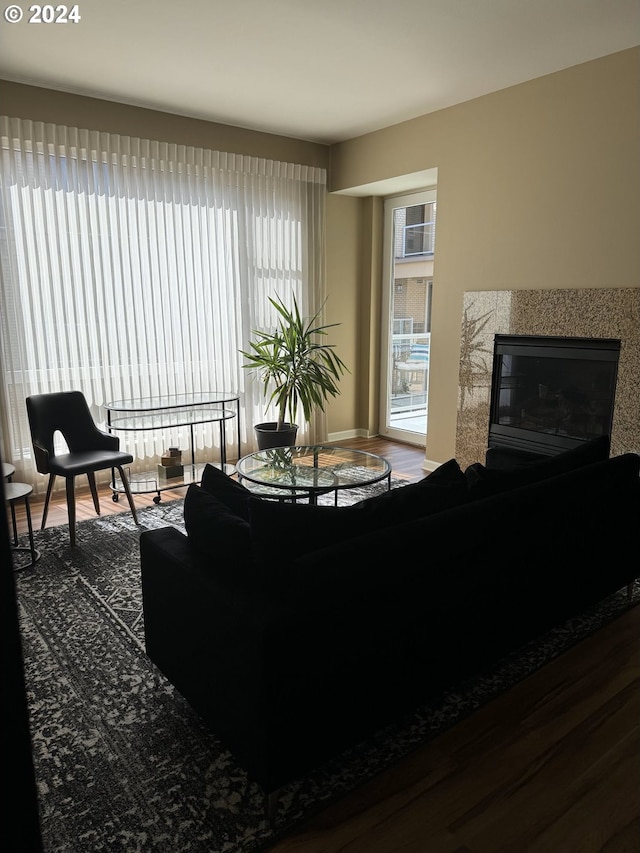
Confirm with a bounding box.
[489,335,620,456]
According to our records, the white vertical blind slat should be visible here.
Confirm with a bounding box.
[0,117,327,490]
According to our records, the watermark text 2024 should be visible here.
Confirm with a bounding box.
[3,4,82,23]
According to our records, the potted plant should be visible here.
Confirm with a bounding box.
[240,294,348,449]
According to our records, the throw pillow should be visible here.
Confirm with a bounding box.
[184,483,251,562]
[466,434,611,499]
[350,457,469,526]
[200,462,253,520]
[248,497,362,562]
[248,458,469,560]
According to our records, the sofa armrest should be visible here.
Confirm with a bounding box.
[140,526,264,665]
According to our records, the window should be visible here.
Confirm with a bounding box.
[402,201,436,257]
[0,118,326,486]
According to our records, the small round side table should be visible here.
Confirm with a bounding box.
[5,481,40,570]
[2,461,16,481]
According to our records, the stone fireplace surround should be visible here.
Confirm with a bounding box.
[455,288,640,470]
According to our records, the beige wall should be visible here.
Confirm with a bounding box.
[323,194,386,438]
[0,80,330,167]
[3,48,639,460]
[325,194,361,435]
[329,46,640,465]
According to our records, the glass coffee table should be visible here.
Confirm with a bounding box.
[236,444,392,504]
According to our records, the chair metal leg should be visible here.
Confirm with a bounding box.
[87,471,100,515]
[117,466,139,525]
[41,473,56,530]
[65,476,77,547]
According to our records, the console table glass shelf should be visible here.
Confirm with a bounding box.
[105,393,240,503]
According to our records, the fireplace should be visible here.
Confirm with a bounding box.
[455,288,639,471]
[488,335,620,458]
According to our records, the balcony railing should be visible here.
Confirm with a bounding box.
[391,332,430,363]
[391,333,429,417]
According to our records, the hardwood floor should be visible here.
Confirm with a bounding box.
[266,603,640,853]
[6,438,639,851]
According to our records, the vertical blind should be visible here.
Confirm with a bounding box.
[0,117,326,491]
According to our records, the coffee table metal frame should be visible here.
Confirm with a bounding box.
[236,444,392,505]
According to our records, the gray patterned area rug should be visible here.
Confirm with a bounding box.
[13,483,639,853]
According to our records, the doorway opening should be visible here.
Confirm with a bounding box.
[380,189,436,445]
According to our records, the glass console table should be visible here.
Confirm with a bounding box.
[105,392,240,503]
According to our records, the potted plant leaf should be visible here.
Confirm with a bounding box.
[240,294,348,449]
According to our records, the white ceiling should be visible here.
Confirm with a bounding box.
[1,0,639,145]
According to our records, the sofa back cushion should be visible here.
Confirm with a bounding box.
[290,451,640,610]
[351,458,469,525]
[184,459,470,577]
[248,458,469,567]
[184,484,252,566]
[465,434,611,499]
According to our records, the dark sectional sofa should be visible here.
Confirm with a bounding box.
[139,436,640,803]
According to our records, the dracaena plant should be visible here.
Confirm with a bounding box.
[240,294,348,431]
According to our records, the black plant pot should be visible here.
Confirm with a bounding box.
[254,422,298,450]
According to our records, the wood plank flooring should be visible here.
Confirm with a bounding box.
[266,604,640,853]
[6,438,639,851]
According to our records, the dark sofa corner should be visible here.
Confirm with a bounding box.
[139,443,640,800]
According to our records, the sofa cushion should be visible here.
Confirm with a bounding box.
[352,458,468,525]
[184,483,251,562]
[465,434,611,499]
[248,458,469,561]
[248,497,361,562]
[200,462,253,520]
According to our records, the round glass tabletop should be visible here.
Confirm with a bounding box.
[236,444,392,499]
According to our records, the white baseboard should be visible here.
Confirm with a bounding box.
[327,428,371,442]
[327,430,440,474]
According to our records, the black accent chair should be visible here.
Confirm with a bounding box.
[26,391,139,546]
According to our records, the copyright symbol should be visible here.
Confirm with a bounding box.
[4,4,23,22]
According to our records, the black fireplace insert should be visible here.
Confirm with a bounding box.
[488,334,620,458]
